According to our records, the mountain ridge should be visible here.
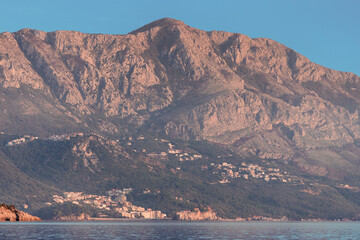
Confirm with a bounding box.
[1,19,360,219]
[1,18,360,178]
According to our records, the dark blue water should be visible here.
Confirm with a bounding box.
[0,221,359,240]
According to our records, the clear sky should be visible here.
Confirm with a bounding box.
[1,0,359,76]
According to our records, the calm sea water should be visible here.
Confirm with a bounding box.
[0,221,359,240]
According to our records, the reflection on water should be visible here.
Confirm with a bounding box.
[0,221,359,240]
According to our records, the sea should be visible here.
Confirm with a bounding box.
[0,220,359,240]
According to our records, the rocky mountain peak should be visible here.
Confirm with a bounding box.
[130,18,186,34]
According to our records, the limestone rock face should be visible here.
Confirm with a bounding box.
[0,32,44,89]
[0,204,41,221]
[1,18,360,177]
[54,213,90,221]
[16,210,42,221]
[175,209,219,220]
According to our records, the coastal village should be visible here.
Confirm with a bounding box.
[49,188,167,219]
[4,132,307,220]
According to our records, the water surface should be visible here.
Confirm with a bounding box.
[0,221,358,239]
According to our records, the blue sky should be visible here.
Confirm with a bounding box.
[1,0,359,76]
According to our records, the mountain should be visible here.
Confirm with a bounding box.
[1,18,360,219]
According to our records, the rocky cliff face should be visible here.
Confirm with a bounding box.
[0,204,41,221]
[54,213,90,221]
[1,18,360,178]
[176,209,219,220]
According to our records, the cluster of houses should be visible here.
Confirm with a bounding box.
[50,188,167,219]
[210,162,292,183]
[119,135,295,185]
[6,135,38,146]
[5,132,86,146]
[6,132,115,147]
[123,135,204,162]
[337,184,360,192]
[147,139,203,162]
[48,132,84,141]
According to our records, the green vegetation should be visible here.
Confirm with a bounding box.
[35,203,106,220]
[1,133,360,220]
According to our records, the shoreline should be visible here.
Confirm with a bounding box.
[41,217,357,222]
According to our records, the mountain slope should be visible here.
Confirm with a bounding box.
[2,133,360,220]
[1,19,359,172]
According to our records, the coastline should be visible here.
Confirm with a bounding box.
[41,217,356,222]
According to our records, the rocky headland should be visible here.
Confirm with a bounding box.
[176,208,219,221]
[0,203,41,221]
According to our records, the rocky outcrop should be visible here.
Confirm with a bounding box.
[175,208,219,221]
[54,213,90,221]
[1,18,360,178]
[0,203,41,221]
